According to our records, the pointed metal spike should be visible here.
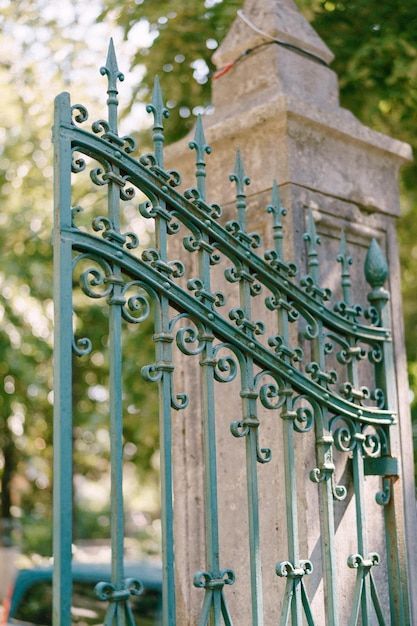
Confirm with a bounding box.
[303,209,320,279]
[339,229,347,256]
[267,180,287,258]
[234,149,246,186]
[229,149,250,228]
[194,114,206,148]
[100,38,125,86]
[146,75,169,167]
[364,238,388,289]
[337,230,353,303]
[100,39,124,133]
[188,115,212,200]
[152,75,164,115]
[147,75,169,129]
[307,208,318,242]
[271,180,281,210]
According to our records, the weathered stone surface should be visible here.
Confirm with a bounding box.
[166,0,417,623]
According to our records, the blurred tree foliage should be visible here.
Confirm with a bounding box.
[103,0,417,470]
[0,1,160,556]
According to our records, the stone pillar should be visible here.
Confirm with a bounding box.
[166,1,417,623]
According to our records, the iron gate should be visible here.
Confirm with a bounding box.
[53,41,410,626]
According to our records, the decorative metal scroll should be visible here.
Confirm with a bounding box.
[52,39,408,626]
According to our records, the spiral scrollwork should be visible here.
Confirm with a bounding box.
[138,195,180,235]
[275,559,313,578]
[364,305,380,326]
[71,104,88,125]
[375,477,392,506]
[326,333,366,365]
[225,220,261,249]
[291,395,316,433]
[331,416,357,453]
[141,248,185,278]
[305,361,337,387]
[264,293,299,321]
[94,578,143,626]
[120,281,153,324]
[300,275,332,302]
[74,254,113,300]
[90,165,135,201]
[193,569,235,590]
[92,216,139,250]
[168,313,206,356]
[230,414,272,464]
[212,343,242,384]
[229,307,265,337]
[183,231,221,265]
[72,335,93,357]
[264,249,297,277]
[255,370,286,410]
[92,118,137,154]
[187,277,225,308]
[71,151,86,173]
[362,424,388,458]
[368,344,383,364]
[296,303,319,340]
[333,300,363,322]
[347,552,380,570]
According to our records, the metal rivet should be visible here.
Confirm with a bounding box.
[246,251,251,257]
[116,251,123,258]
[164,282,171,289]
[287,369,292,376]
[114,150,122,158]
[324,393,329,400]
[162,185,168,192]
[358,409,363,416]
[208,313,214,320]
[205,219,211,226]
[249,342,255,349]
[353,324,357,330]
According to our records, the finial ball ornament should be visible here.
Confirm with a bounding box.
[364,238,388,288]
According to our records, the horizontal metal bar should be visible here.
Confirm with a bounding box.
[363,456,398,477]
[65,227,395,425]
[57,118,389,344]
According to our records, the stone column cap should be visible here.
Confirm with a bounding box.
[213,0,334,69]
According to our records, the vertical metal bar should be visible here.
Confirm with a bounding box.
[102,39,126,598]
[146,76,176,625]
[305,210,339,626]
[52,91,73,626]
[270,184,303,624]
[365,238,411,625]
[339,233,370,624]
[155,211,176,625]
[351,445,370,625]
[230,150,263,625]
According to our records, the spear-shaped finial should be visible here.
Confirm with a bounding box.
[337,230,353,304]
[100,38,124,134]
[303,209,320,281]
[188,114,211,200]
[229,149,250,229]
[267,180,287,259]
[364,238,389,312]
[146,75,169,168]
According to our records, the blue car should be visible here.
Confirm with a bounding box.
[3,561,162,625]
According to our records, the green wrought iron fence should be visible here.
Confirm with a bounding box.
[53,40,410,626]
